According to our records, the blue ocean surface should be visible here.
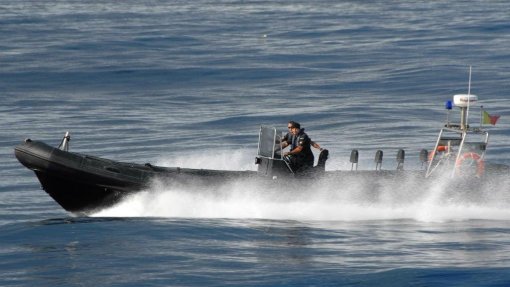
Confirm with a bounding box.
[2,0,510,286]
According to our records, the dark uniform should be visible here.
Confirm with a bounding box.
[283,128,314,172]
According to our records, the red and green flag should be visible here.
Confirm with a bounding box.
[482,110,500,125]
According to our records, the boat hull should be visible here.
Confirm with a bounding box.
[14,140,257,214]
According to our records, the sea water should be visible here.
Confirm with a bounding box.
[1,1,510,286]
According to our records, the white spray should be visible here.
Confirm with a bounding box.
[92,149,510,222]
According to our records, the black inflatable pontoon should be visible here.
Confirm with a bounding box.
[14,138,258,213]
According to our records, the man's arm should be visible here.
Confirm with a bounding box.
[284,146,303,156]
[311,141,323,151]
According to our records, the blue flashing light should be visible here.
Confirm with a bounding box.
[445,100,453,110]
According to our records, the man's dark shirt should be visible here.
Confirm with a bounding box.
[283,129,314,167]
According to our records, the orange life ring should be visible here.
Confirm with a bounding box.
[455,152,485,177]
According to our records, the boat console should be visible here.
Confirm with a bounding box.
[255,125,294,178]
[254,125,328,178]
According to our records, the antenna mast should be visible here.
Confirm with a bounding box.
[465,66,472,128]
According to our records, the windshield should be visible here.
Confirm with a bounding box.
[257,126,285,159]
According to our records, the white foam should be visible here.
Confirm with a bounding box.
[155,148,257,171]
[91,152,510,222]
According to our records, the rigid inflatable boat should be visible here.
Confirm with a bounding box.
[14,94,509,214]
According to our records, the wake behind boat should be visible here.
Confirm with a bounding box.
[14,93,509,214]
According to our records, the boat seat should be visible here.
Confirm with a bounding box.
[315,149,329,171]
